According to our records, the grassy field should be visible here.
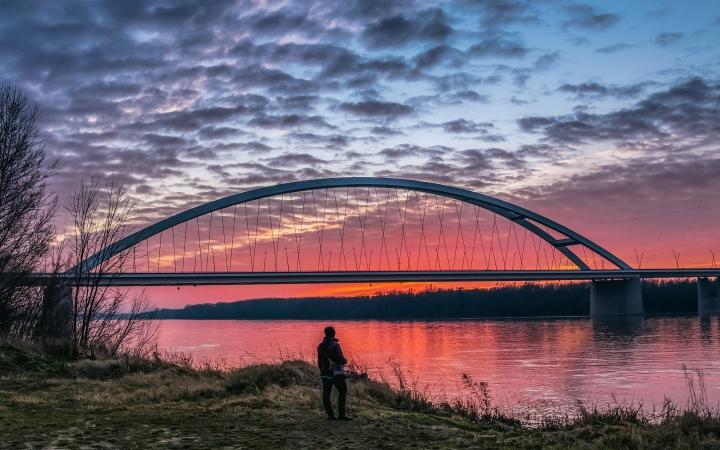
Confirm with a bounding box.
[2,343,720,449]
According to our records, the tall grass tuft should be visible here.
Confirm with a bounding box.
[448,373,521,428]
[683,364,716,419]
[224,360,317,395]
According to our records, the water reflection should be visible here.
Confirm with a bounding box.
[591,316,644,337]
[157,317,720,413]
[699,316,720,346]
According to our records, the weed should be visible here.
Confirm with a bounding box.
[683,364,717,418]
[449,373,521,428]
[224,360,317,395]
[0,342,67,375]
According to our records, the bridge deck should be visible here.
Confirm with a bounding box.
[25,269,720,286]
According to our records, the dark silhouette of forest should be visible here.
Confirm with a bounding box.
[154,279,698,320]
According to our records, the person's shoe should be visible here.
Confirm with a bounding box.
[338,415,354,420]
[327,415,337,420]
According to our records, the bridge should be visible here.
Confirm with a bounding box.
[43,177,720,316]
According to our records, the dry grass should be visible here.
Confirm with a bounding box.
[3,342,720,448]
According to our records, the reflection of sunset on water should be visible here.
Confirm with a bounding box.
[157,317,720,414]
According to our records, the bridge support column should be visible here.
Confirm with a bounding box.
[590,278,643,317]
[39,285,73,342]
[697,277,720,316]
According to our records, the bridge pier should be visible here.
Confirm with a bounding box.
[38,285,73,342]
[590,278,644,317]
[697,277,720,316]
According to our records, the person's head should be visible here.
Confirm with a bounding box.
[324,326,336,337]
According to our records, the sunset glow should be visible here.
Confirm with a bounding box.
[0,0,718,307]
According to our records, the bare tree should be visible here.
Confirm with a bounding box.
[0,83,57,338]
[65,178,157,355]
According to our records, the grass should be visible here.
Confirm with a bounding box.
[2,343,720,448]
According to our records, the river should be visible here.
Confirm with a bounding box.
[156,316,720,416]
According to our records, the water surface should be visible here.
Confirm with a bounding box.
[156,317,720,414]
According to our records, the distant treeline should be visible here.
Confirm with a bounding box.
[154,279,699,320]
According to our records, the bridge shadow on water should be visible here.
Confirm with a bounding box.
[591,316,645,337]
[699,316,720,345]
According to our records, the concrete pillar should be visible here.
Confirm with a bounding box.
[697,277,720,316]
[590,278,644,316]
[39,284,73,341]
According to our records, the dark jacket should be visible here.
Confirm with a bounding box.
[317,337,347,377]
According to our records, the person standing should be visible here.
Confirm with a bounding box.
[317,326,353,420]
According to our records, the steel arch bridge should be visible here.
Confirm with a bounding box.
[68,177,643,285]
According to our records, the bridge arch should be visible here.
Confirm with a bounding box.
[74,177,631,274]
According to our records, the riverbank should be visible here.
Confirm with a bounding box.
[2,343,719,449]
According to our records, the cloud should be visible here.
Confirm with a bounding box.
[231,40,415,83]
[429,72,486,93]
[556,82,649,99]
[205,162,305,187]
[235,141,274,152]
[66,131,119,143]
[133,105,251,132]
[466,37,529,59]
[142,134,188,147]
[556,158,720,203]
[413,45,461,70]
[513,71,531,87]
[334,0,417,21]
[277,95,320,111]
[373,143,529,190]
[339,100,414,120]
[1,0,715,239]
[286,132,352,149]
[458,0,539,27]
[441,119,494,133]
[227,64,322,95]
[655,32,684,47]
[248,114,335,129]
[378,144,449,161]
[68,81,143,99]
[243,9,321,38]
[520,77,720,146]
[515,143,556,159]
[458,148,525,170]
[508,156,720,265]
[449,90,489,103]
[563,4,620,30]
[225,39,418,87]
[198,126,249,140]
[370,126,404,136]
[51,143,190,191]
[645,9,668,20]
[534,52,559,71]
[264,153,327,167]
[595,43,634,54]
[182,146,217,160]
[361,8,453,48]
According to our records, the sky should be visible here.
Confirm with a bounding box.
[1,0,720,308]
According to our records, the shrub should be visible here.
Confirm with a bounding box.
[224,360,317,395]
[0,342,66,375]
[73,355,164,380]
